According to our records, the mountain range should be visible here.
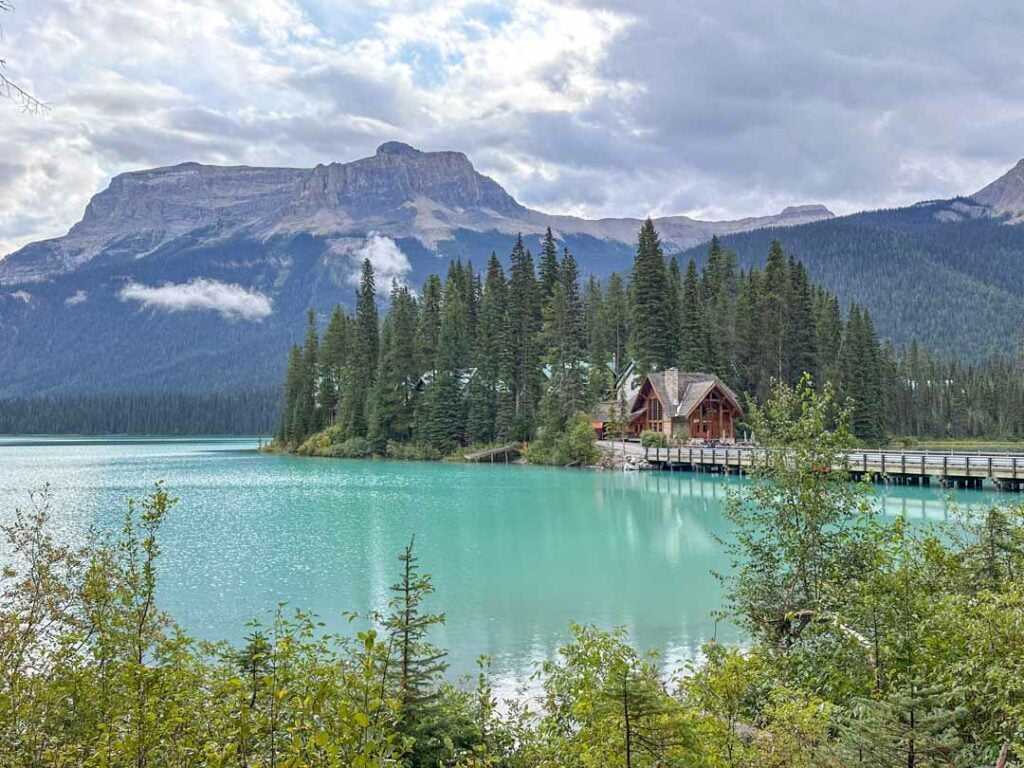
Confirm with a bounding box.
[1,142,1023,396]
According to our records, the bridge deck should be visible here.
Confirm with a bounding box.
[598,442,1024,490]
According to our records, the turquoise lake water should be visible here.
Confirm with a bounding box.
[0,436,1006,683]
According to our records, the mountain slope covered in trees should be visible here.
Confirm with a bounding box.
[679,198,1024,358]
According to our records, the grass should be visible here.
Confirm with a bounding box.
[886,437,1024,453]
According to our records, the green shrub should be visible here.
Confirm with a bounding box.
[321,436,374,458]
[527,413,601,466]
[640,429,668,448]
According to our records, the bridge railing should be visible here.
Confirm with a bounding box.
[641,445,1024,477]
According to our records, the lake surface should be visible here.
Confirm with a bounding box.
[0,436,1005,684]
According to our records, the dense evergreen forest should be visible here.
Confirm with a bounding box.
[6,381,1024,766]
[0,390,280,435]
[276,221,1024,454]
[678,205,1024,360]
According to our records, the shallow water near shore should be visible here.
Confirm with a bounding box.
[0,435,1006,683]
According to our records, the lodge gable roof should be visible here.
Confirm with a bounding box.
[633,369,743,419]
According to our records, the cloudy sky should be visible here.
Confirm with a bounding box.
[2,0,1023,256]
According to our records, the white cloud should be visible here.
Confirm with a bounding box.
[349,232,412,287]
[118,278,273,320]
[64,289,88,305]
[2,0,1024,261]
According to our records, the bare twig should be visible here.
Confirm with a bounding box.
[0,69,48,113]
[1,1,48,114]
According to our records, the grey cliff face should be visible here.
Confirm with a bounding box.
[973,159,1024,222]
[298,142,525,217]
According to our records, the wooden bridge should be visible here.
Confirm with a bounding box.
[599,441,1024,491]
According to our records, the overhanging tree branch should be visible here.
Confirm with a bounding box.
[1,0,47,114]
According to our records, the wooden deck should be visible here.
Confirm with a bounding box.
[598,441,1024,491]
[464,444,521,463]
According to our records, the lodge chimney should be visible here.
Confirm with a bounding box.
[662,367,680,407]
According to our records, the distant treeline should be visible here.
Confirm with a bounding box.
[0,390,281,435]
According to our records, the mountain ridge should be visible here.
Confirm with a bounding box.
[0,141,834,285]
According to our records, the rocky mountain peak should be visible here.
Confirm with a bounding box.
[298,142,523,218]
[972,159,1024,220]
[375,141,422,157]
[780,204,834,218]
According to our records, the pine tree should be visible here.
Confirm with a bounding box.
[701,238,739,378]
[341,259,379,438]
[278,344,303,443]
[416,274,443,377]
[786,257,817,385]
[290,309,320,442]
[467,253,507,443]
[604,272,630,374]
[628,218,671,374]
[539,249,588,432]
[665,256,682,366]
[841,304,886,443]
[367,316,398,453]
[679,259,706,371]
[383,538,449,767]
[815,292,844,386]
[421,271,470,451]
[538,227,561,305]
[507,234,541,440]
[584,274,614,403]
[735,268,763,397]
[368,282,420,450]
[318,306,350,426]
[763,240,790,384]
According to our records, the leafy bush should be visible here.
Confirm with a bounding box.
[293,424,347,455]
[640,429,668,448]
[528,413,601,466]
[320,436,374,458]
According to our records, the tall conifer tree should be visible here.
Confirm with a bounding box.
[679,259,706,371]
[341,259,379,438]
[507,235,541,439]
[628,218,670,374]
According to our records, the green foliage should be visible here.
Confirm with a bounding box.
[528,412,601,466]
[640,430,668,448]
[519,624,700,767]
[301,435,374,458]
[723,375,876,648]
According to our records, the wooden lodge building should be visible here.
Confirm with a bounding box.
[593,369,744,443]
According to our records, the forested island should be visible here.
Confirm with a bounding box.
[272,221,1024,462]
[5,380,1024,766]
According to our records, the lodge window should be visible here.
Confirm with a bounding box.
[647,396,663,431]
